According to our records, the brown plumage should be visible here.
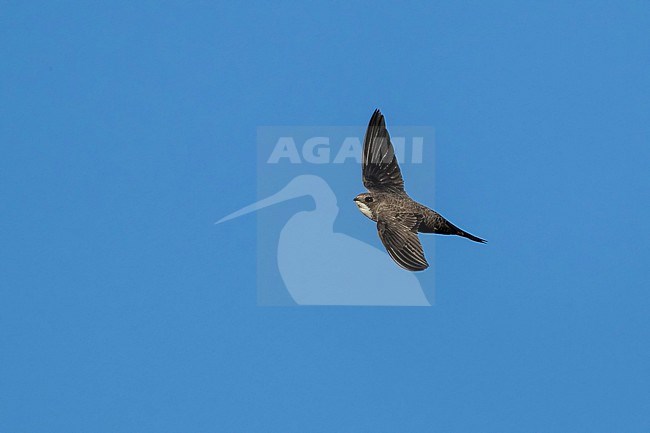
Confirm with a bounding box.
[353,109,486,271]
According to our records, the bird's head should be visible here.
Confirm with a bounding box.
[353,193,378,221]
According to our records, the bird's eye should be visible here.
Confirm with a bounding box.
[364,196,374,203]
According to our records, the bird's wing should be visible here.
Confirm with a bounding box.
[362,109,405,193]
[377,213,429,271]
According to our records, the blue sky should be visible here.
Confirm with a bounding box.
[1,1,649,432]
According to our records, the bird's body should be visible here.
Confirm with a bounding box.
[355,191,486,242]
[357,193,486,243]
[354,110,486,271]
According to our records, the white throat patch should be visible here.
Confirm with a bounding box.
[355,201,374,220]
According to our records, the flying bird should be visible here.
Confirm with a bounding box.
[354,109,486,271]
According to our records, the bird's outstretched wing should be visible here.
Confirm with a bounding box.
[362,109,404,193]
[377,213,429,271]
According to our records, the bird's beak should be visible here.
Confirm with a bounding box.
[216,181,306,225]
[216,175,337,225]
[353,197,360,202]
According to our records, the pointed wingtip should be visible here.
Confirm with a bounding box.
[460,231,487,244]
[369,108,385,127]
